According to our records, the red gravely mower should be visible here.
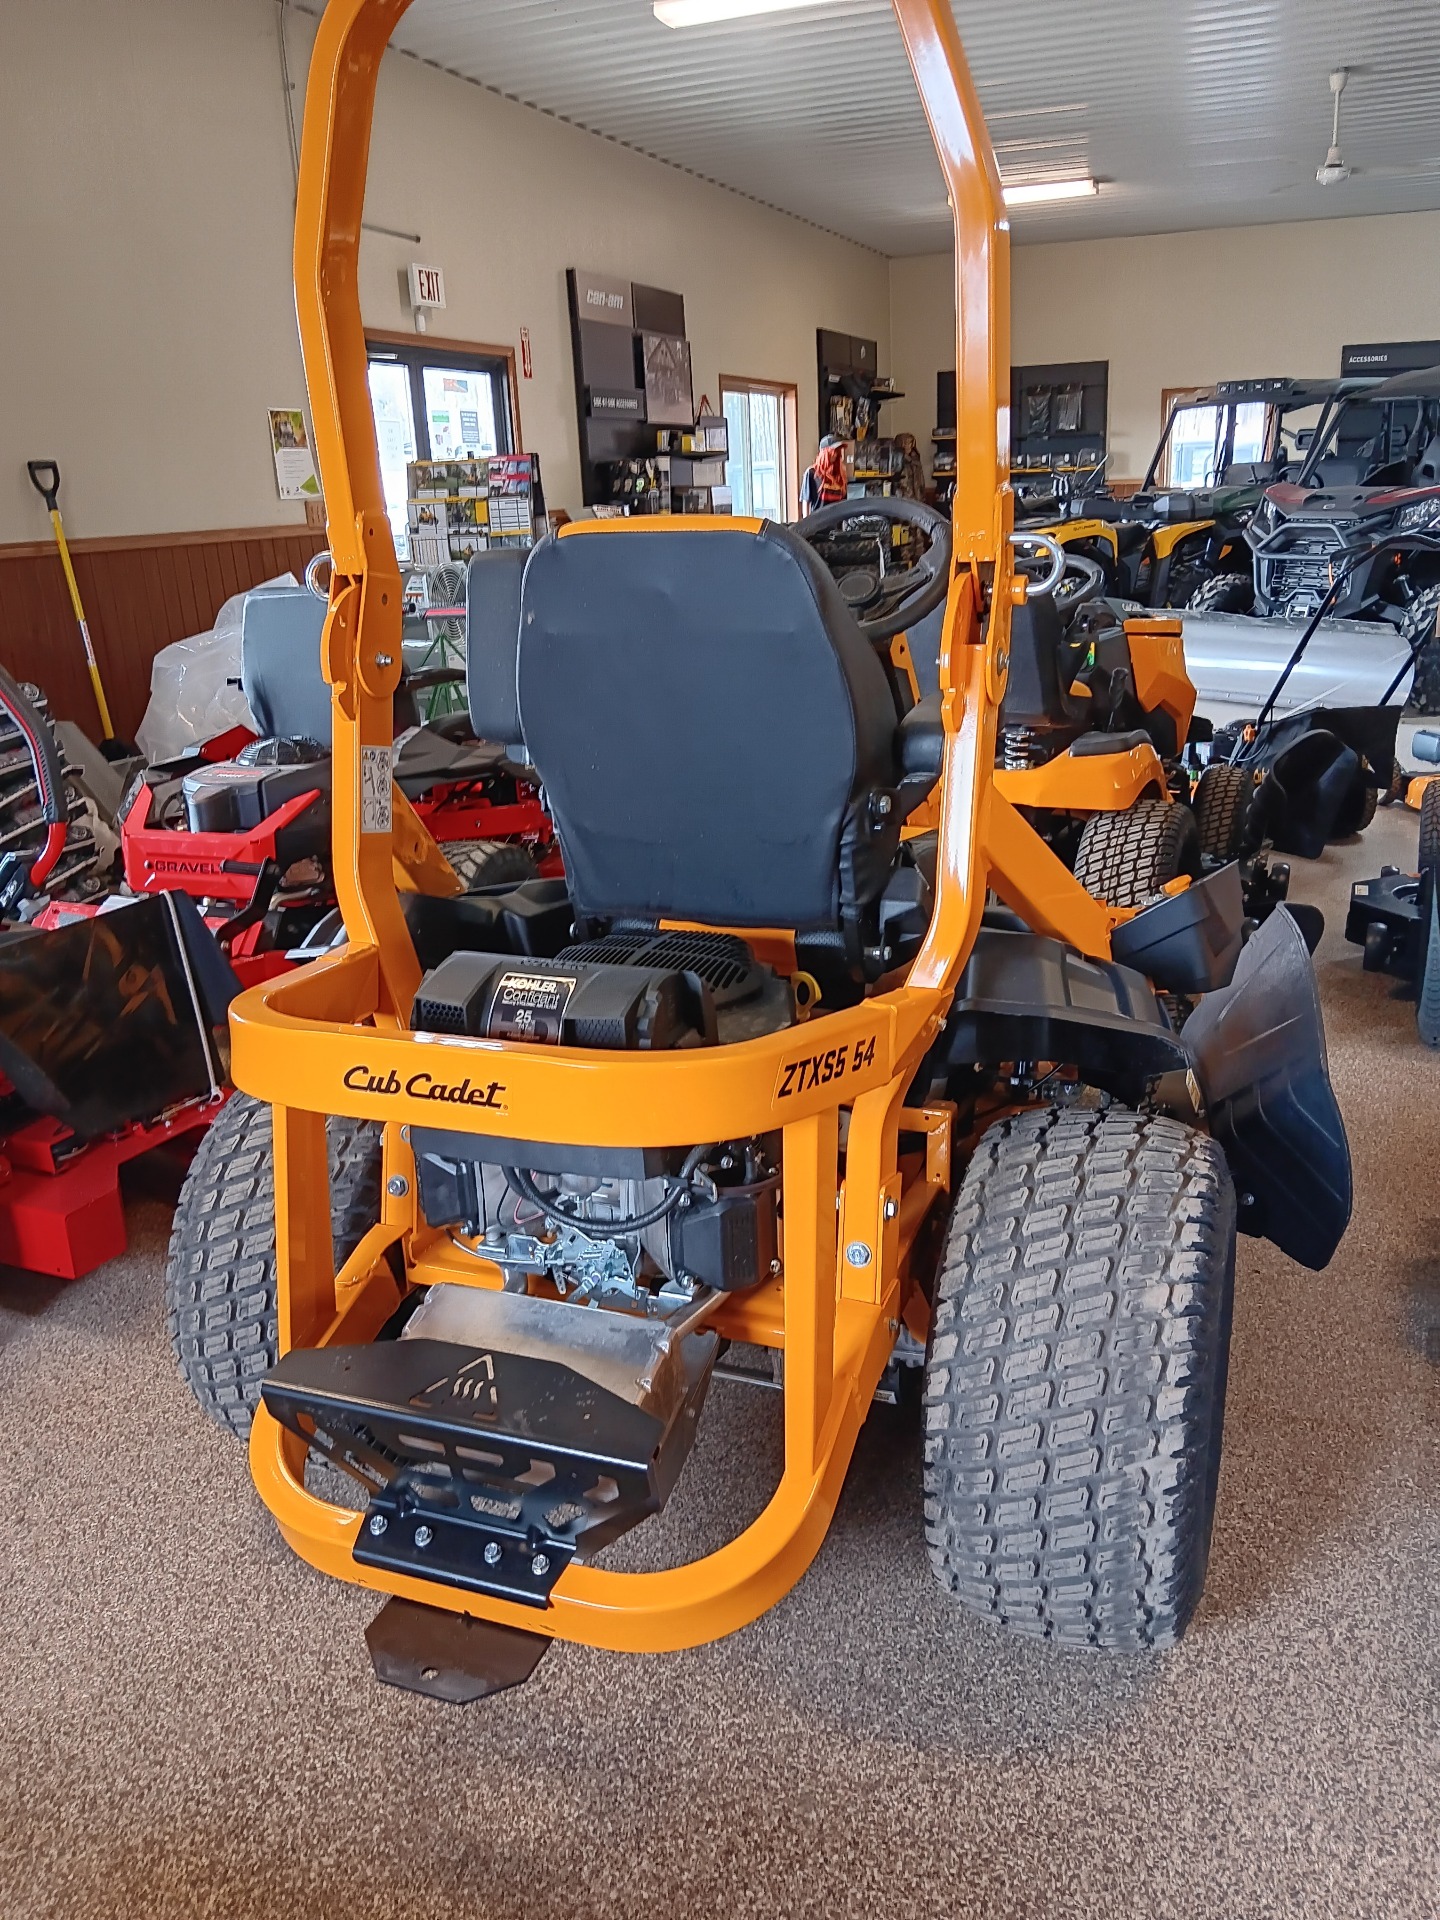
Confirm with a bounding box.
[116,565,557,981]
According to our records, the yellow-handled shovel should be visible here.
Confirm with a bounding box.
[26,459,116,741]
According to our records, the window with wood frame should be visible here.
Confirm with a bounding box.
[719,376,799,520]
[365,331,521,558]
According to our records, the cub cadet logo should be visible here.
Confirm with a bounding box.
[776,1034,877,1099]
[343,1064,507,1110]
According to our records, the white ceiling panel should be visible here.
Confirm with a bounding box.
[303,0,1440,252]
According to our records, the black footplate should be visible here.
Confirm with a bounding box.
[262,1287,718,1607]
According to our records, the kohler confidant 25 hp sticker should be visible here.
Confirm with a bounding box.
[488,970,578,1044]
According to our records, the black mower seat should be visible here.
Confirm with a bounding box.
[517,520,906,938]
[240,579,514,795]
[241,585,419,745]
[393,728,508,796]
[998,595,1089,734]
[1070,727,1152,757]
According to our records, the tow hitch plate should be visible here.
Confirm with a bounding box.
[262,1287,718,1606]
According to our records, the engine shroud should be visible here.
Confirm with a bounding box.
[409,931,785,1299]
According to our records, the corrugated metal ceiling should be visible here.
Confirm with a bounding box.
[310,0,1440,252]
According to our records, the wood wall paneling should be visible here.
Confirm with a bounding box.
[0,528,327,741]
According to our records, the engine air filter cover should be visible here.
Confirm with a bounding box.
[411,951,716,1050]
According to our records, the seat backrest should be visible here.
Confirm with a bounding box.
[1414,435,1440,485]
[999,594,1083,731]
[240,586,334,744]
[516,521,900,930]
[241,583,418,746]
[465,547,528,748]
[906,601,944,701]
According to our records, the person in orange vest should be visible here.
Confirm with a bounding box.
[800,436,851,515]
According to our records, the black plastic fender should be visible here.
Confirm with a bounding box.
[1183,906,1351,1270]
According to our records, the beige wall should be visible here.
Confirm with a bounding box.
[886,253,956,457]
[0,0,889,546]
[890,210,1440,484]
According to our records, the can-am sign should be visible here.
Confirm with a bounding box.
[574,270,633,328]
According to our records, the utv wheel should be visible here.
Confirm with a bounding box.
[1419,779,1440,873]
[1187,572,1254,616]
[1191,762,1254,861]
[165,1092,383,1438]
[1416,783,1440,1048]
[1073,799,1202,909]
[922,1105,1237,1650]
[440,838,538,890]
[1401,583,1440,715]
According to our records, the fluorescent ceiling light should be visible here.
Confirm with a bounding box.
[1002,176,1098,207]
[655,0,849,26]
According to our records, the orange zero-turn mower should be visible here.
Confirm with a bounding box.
[902,539,1290,929]
[166,0,1353,1701]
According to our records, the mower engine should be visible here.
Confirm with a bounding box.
[408,934,788,1310]
[181,736,330,843]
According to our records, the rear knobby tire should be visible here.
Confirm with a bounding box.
[440,838,538,890]
[922,1105,1237,1650]
[1191,762,1254,861]
[165,1092,383,1438]
[1186,571,1254,616]
[1402,583,1440,716]
[1417,784,1440,1047]
[1073,798,1201,909]
[1418,779,1440,873]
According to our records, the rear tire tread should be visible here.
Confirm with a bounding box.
[1191,762,1253,861]
[1073,799,1201,909]
[1186,572,1254,616]
[922,1105,1237,1650]
[164,1093,382,1438]
[440,838,538,891]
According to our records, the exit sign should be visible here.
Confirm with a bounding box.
[408,263,446,308]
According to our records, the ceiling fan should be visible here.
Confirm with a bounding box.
[1311,67,1440,185]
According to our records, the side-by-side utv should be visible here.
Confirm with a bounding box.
[166,0,1352,1700]
[1030,377,1366,612]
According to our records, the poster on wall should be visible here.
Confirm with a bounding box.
[268,408,321,500]
[642,333,694,428]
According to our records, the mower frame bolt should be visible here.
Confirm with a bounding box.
[483,1541,502,1566]
[387,1175,409,1197]
[844,1241,872,1268]
[368,1513,388,1537]
[884,1197,898,1220]
[531,1553,550,1577]
[414,1524,433,1549]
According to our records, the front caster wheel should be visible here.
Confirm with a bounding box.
[922,1105,1237,1650]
